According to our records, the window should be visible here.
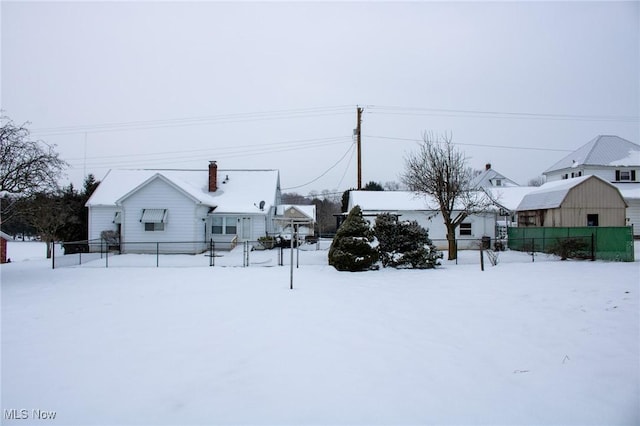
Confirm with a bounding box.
[459,223,472,236]
[140,209,167,232]
[587,214,599,227]
[211,216,239,235]
[212,217,223,234]
[225,216,238,234]
[616,170,636,182]
[495,179,502,187]
[562,174,569,180]
[145,222,165,232]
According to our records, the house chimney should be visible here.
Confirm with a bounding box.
[208,161,218,192]
[485,163,491,171]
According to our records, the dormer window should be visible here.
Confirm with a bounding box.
[495,179,502,187]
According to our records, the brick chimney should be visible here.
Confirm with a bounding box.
[208,161,218,192]
[485,163,492,171]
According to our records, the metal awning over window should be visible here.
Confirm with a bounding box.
[113,211,122,224]
[140,209,168,223]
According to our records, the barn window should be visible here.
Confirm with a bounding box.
[459,223,472,236]
[587,214,599,227]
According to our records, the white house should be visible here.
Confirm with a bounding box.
[86,161,313,253]
[470,163,520,189]
[543,135,640,236]
[348,190,497,250]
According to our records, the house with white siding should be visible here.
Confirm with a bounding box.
[85,161,310,253]
[347,190,497,250]
[542,135,640,236]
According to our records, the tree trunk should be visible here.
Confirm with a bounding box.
[46,240,52,259]
[446,228,457,260]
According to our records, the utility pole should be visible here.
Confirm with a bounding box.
[356,106,363,189]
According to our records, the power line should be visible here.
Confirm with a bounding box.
[64,136,349,162]
[67,138,352,169]
[282,143,356,191]
[31,106,354,136]
[364,135,574,153]
[366,105,639,123]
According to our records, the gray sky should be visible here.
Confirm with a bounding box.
[2,1,639,195]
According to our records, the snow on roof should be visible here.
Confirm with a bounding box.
[0,230,12,240]
[86,168,280,214]
[516,175,613,211]
[348,191,438,212]
[612,183,640,200]
[470,168,520,189]
[485,186,538,211]
[544,135,640,173]
[276,204,316,221]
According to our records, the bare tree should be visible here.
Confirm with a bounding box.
[0,117,67,199]
[401,132,492,260]
[527,175,546,187]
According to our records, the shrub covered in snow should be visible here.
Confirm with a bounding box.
[374,213,441,269]
[328,205,379,271]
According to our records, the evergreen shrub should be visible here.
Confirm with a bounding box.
[374,213,441,269]
[328,206,379,271]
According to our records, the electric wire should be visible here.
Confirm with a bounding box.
[282,142,356,190]
[366,105,639,123]
[31,106,354,135]
[364,135,574,153]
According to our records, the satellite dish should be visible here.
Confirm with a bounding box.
[259,200,265,211]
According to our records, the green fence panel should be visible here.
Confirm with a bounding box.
[508,226,634,261]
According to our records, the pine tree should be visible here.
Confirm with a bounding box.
[374,213,441,269]
[328,205,378,271]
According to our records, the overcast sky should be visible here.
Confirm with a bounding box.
[2,1,638,195]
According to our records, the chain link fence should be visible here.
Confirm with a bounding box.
[52,238,326,269]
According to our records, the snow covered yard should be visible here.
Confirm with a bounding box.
[1,242,639,425]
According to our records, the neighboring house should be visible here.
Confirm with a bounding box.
[85,161,312,253]
[542,135,640,235]
[470,163,520,189]
[484,186,538,238]
[275,205,316,240]
[348,190,496,250]
[0,231,10,263]
[515,175,627,228]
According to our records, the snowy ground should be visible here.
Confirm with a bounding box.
[2,241,639,425]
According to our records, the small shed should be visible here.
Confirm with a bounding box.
[516,175,627,227]
[1,231,11,264]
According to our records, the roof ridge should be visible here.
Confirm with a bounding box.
[582,135,603,164]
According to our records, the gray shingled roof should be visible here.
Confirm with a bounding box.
[544,135,640,173]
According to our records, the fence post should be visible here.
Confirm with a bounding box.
[52,241,55,269]
[455,239,458,265]
[156,242,160,267]
[531,238,535,262]
[209,239,214,267]
[480,246,484,271]
[106,246,109,268]
[591,233,595,261]
[79,251,82,266]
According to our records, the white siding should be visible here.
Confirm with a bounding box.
[625,200,640,237]
[361,210,497,250]
[88,206,119,242]
[120,178,204,253]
